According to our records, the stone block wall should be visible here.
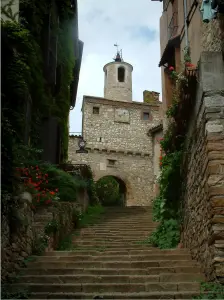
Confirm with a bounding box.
[143,90,160,104]
[1,198,34,282]
[82,96,161,154]
[69,137,154,206]
[181,52,224,281]
[69,96,162,206]
[1,191,89,282]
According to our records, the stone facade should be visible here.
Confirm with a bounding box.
[181,52,224,281]
[103,61,133,102]
[69,90,162,206]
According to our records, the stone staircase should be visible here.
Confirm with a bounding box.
[5,206,204,299]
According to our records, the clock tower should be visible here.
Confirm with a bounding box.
[69,46,162,206]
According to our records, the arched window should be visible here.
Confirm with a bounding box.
[118,67,125,82]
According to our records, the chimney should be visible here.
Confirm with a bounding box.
[143,90,160,104]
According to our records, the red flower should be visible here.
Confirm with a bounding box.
[55,188,58,192]
[45,174,48,177]
[169,66,174,71]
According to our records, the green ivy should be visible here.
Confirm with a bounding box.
[149,219,180,249]
[44,220,60,236]
[150,52,193,249]
[1,0,77,204]
[193,282,224,299]
[149,150,183,248]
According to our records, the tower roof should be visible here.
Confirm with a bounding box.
[113,44,123,62]
[114,52,122,62]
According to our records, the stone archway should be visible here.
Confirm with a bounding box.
[94,171,131,206]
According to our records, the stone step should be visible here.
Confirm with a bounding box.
[73,239,152,249]
[26,291,200,299]
[69,245,157,250]
[86,225,157,229]
[33,254,192,262]
[8,282,201,293]
[89,220,155,224]
[76,234,152,239]
[78,229,155,234]
[16,273,203,284]
[43,249,190,256]
[26,260,198,269]
[71,242,152,248]
[73,238,152,243]
[23,266,202,276]
[16,274,159,284]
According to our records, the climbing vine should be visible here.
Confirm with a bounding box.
[1,0,76,199]
[149,47,198,249]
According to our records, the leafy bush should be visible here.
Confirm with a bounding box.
[26,163,87,203]
[43,164,87,202]
[149,219,180,249]
[150,149,182,248]
[193,282,224,299]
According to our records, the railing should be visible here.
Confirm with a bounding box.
[168,12,178,39]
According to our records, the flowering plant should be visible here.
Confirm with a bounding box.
[15,165,59,209]
[168,66,178,80]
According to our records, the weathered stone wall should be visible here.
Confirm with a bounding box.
[181,52,224,281]
[82,96,161,153]
[1,191,89,282]
[69,95,162,206]
[1,195,34,282]
[103,61,133,102]
[201,17,223,53]
[69,137,154,206]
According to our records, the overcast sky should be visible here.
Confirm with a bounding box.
[69,0,163,133]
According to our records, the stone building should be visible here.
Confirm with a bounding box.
[153,0,223,125]
[153,0,224,282]
[69,51,162,206]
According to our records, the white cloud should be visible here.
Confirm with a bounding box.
[69,0,163,133]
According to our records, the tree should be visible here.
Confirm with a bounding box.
[96,176,121,206]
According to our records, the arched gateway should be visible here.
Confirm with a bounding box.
[68,49,162,206]
[95,173,128,207]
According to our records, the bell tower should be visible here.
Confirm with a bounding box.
[103,45,133,102]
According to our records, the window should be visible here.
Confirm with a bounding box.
[93,107,99,114]
[118,67,125,82]
[107,159,116,167]
[143,112,150,120]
